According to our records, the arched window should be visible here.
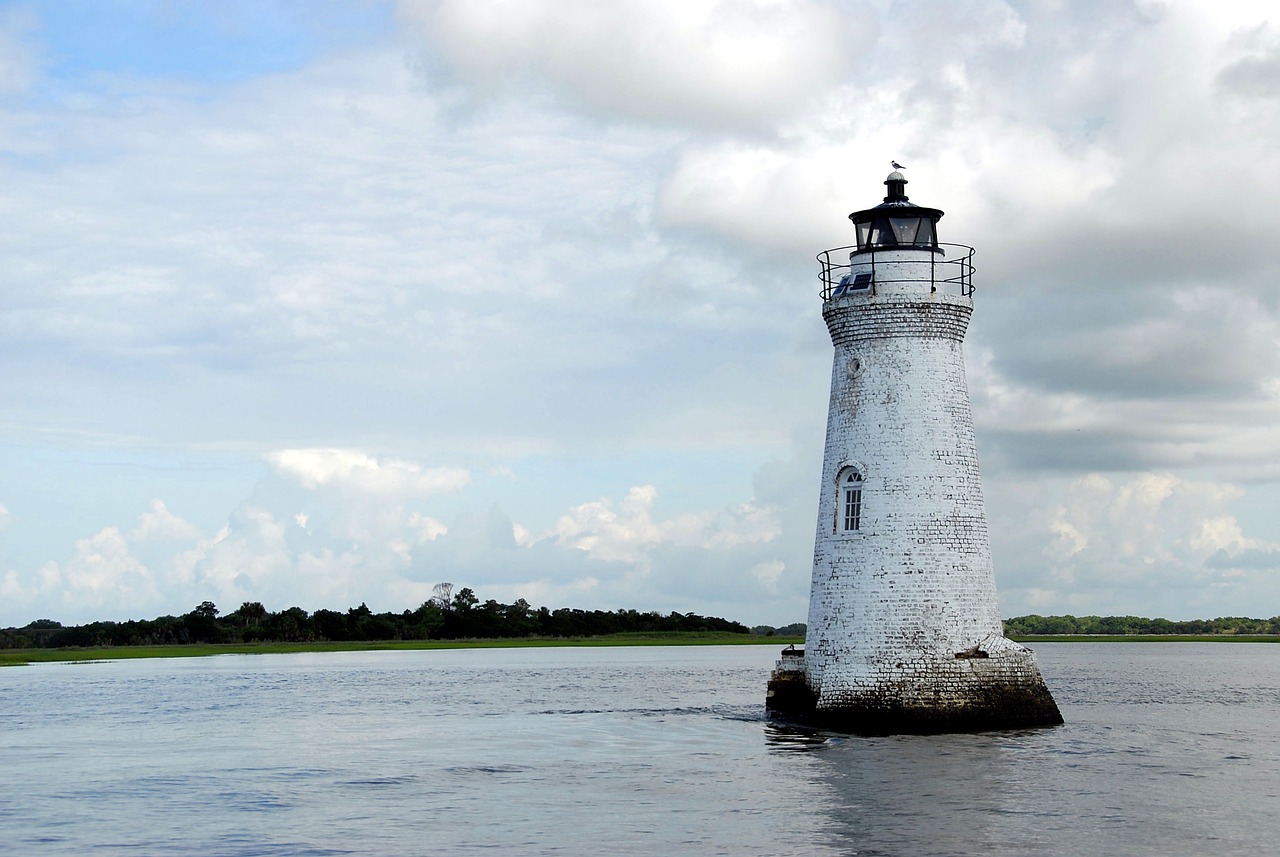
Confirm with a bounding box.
[839,468,863,532]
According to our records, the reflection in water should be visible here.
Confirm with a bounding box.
[764,720,832,751]
[766,722,1051,856]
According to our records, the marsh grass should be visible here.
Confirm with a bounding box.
[1013,634,1280,644]
[9,633,1276,667]
[0,632,806,666]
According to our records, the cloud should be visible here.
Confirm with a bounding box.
[170,511,293,608]
[478,576,602,613]
[407,511,448,542]
[60,528,151,597]
[9,504,200,618]
[130,499,201,544]
[0,6,39,94]
[535,484,781,564]
[401,0,869,130]
[750,559,785,590]
[1216,22,1280,99]
[0,500,226,621]
[0,442,803,624]
[6,0,1280,630]
[1,34,775,458]
[656,109,1118,257]
[266,448,470,495]
[986,287,1280,405]
[1204,547,1280,571]
[994,472,1280,618]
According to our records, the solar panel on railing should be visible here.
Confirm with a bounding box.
[833,271,873,298]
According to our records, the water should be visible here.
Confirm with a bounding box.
[2,643,1278,856]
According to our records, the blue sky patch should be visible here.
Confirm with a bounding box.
[29,0,395,84]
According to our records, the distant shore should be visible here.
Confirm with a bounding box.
[0,632,805,667]
[1014,634,1280,644]
[6,631,1280,666]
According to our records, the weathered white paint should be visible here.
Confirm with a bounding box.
[789,198,1060,730]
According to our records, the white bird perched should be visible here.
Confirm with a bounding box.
[891,160,906,170]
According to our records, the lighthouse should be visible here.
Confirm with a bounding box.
[767,170,1062,733]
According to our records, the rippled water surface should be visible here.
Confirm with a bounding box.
[3,643,1278,855]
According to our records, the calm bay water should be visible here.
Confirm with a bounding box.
[2,643,1278,856]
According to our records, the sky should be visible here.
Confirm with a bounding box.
[2,0,1280,628]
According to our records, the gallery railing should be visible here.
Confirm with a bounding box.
[817,243,976,300]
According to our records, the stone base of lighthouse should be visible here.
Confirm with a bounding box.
[766,638,1062,733]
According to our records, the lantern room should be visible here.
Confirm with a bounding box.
[848,171,944,253]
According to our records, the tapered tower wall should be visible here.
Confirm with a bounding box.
[803,278,1059,729]
[807,291,1002,690]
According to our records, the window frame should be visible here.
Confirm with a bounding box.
[835,466,864,534]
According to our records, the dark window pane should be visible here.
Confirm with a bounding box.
[843,487,862,531]
[841,469,863,531]
[890,217,921,244]
[868,218,895,246]
[916,219,936,246]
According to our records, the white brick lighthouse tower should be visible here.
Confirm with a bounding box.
[767,170,1061,732]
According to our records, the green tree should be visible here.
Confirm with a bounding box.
[233,602,268,625]
[452,588,478,611]
[183,602,224,643]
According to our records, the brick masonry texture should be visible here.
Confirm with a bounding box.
[784,248,1062,732]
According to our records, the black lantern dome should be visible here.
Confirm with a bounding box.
[848,171,944,253]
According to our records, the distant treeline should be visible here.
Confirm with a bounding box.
[17,600,1276,650]
[1,584,750,649]
[1005,614,1280,636]
[749,623,806,637]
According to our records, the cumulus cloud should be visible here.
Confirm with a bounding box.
[995,472,1280,618]
[153,450,474,610]
[130,499,201,544]
[401,0,869,129]
[535,483,781,564]
[267,448,470,495]
[0,444,802,624]
[4,503,202,619]
[60,528,150,597]
[171,511,293,607]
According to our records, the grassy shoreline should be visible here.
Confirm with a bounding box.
[5,632,1278,667]
[1013,634,1280,644]
[0,632,806,666]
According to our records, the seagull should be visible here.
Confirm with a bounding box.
[891,160,906,170]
